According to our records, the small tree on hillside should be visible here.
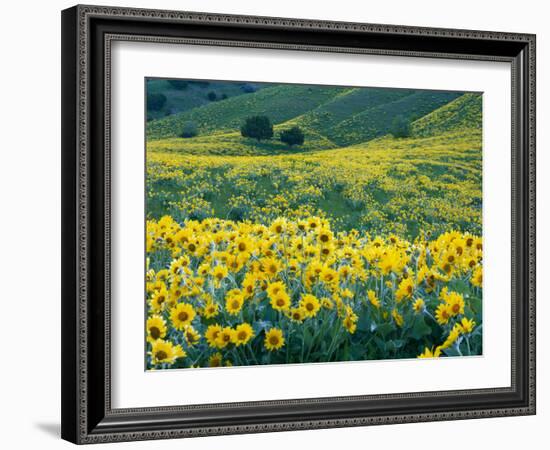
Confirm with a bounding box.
[180,121,198,138]
[241,83,257,93]
[390,115,411,138]
[240,116,273,141]
[207,91,217,101]
[280,126,305,147]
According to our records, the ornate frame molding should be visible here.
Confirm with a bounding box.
[61,4,536,444]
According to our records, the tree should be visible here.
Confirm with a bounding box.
[167,79,188,90]
[241,83,257,93]
[207,91,217,101]
[180,121,198,138]
[280,126,305,147]
[240,116,273,141]
[147,92,167,111]
[389,115,411,138]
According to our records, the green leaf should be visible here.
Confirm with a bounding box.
[441,346,461,357]
[303,327,313,348]
[410,316,432,340]
[356,311,371,332]
[375,322,394,338]
[252,320,272,334]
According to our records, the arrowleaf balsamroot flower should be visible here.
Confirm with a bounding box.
[264,328,285,351]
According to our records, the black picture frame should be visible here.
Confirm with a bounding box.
[61,4,536,444]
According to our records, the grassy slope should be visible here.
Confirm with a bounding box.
[412,93,482,137]
[284,87,414,138]
[147,91,483,238]
[146,84,348,140]
[327,90,463,146]
[147,129,482,236]
[146,127,337,156]
[147,84,470,150]
[146,79,268,120]
[147,91,479,156]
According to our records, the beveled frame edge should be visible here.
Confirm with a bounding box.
[61,4,536,444]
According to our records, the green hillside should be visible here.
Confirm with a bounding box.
[146,84,348,140]
[327,90,463,146]
[412,93,482,137]
[147,126,336,156]
[146,81,481,160]
[284,88,413,139]
[146,79,268,120]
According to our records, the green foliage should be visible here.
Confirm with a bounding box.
[207,91,217,101]
[147,92,167,111]
[180,121,198,138]
[390,115,411,138]
[280,126,305,147]
[240,116,274,141]
[167,79,188,90]
[241,83,257,93]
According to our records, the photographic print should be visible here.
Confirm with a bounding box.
[144,78,483,370]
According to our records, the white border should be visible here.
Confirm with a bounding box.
[111,41,511,409]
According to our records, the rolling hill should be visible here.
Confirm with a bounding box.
[411,93,482,137]
[146,82,475,151]
[146,79,268,120]
[146,84,348,140]
[326,90,463,145]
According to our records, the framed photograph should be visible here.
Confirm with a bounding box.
[61,4,536,444]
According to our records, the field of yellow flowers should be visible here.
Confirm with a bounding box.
[145,131,482,370]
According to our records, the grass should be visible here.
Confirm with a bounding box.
[146,126,336,156]
[327,90,463,145]
[146,79,268,120]
[412,93,482,137]
[147,84,348,140]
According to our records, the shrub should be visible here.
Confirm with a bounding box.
[240,116,273,141]
[180,121,198,138]
[221,93,228,100]
[207,91,217,101]
[390,115,411,138]
[167,79,188,90]
[147,92,167,111]
[280,126,305,147]
[241,83,257,93]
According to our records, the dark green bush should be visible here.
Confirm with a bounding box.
[280,126,305,147]
[180,121,198,138]
[390,115,411,138]
[240,116,273,142]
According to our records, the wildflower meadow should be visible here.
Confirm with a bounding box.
[144,79,483,370]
